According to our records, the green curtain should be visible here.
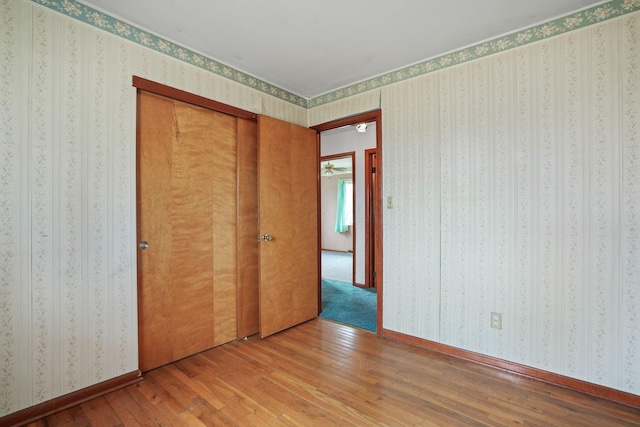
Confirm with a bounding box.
[335,179,348,232]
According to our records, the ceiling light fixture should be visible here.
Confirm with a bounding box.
[355,123,367,133]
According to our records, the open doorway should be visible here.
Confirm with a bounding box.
[320,154,355,283]
[315,114,380,332]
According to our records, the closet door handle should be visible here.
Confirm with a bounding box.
[139,241,149,250]
[257,234,273,242]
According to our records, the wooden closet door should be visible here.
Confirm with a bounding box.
[137,91,237,372]
[257,115,318,337]
[236,119,260,338]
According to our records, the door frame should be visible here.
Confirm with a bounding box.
[311,109,383,334]
[133,76,257,121]
[364,148,377,289]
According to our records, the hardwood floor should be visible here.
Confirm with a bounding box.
[29,319,640,426]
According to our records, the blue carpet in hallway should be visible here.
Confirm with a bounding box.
[319,279,376,332]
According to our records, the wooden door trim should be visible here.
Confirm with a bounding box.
[133,76,257,121]
[320,152,356,286]
[364,148,377,289]
[311,109,383,334]
[316,133,322,314]
[311,109,380,133]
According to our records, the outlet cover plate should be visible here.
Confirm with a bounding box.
[491,312,502,329]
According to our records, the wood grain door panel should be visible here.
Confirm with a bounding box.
[169,100,216,362]
[138,86,317,365]
[210,111,239,346]
[137,91,237,372]
[236,119,260,338]
[258,116,318,338]
[137,92,175,371]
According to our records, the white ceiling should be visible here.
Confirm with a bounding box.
[79,0,603,99]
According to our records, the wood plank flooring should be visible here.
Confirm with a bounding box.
[29,319,640,426]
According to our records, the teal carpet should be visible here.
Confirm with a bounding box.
[319,279,376,332]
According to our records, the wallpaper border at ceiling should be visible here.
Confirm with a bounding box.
[312,0,640,107]
[31,0,640,108]
[27,0,309,108]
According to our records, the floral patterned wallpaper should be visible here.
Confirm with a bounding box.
[379,11,640,394]
[1,0,639,419]
[0,0,305,417]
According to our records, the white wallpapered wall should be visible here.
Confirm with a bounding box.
[380,13,640,393]
[0,0,306,416]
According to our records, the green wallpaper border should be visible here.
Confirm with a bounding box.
[312,0,640,107]
[29,0,309,108]
[31,0,640,108]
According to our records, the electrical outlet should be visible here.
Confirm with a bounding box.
[387,196,394,209]
[490,312,502,329]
